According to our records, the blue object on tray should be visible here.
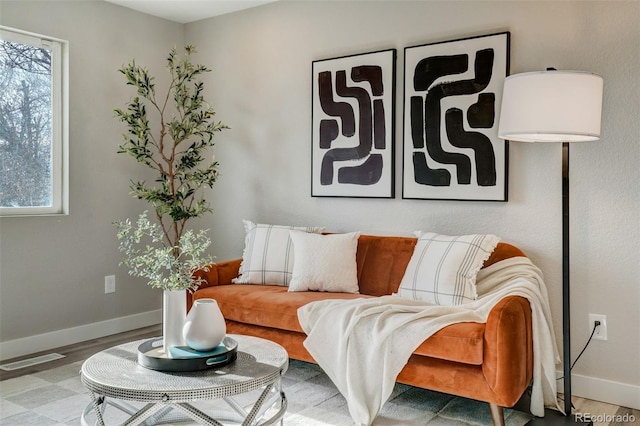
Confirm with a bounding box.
[168,343,228,359]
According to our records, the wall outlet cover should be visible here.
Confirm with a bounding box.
[588,314,607,341]
[105,275,116,294]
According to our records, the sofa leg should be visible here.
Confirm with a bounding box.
[489,403,505,426]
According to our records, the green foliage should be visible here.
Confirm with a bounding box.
[114,46,226,290]
[114,45,228,249]
[115,212,212,292]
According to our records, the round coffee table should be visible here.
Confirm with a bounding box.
[80,334,288,426]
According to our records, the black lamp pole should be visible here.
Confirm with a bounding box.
[524,143,593,426]
[562,142,572,416]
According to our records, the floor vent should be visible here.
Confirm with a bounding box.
[0,353,66,371]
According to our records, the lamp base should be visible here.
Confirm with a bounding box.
[524,409,593,425]
[514,392,593,426]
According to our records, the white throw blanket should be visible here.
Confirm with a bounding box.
[297,257,561,426]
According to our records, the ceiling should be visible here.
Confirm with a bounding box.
[105,0,277,24]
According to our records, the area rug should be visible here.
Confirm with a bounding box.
[0,359,532,425]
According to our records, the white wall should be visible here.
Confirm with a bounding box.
[0,1,184,352]
[185,0,640,408]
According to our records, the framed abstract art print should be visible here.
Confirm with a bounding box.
[312,49,396,198]
[402,32,510,201]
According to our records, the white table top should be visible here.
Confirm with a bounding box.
[80,334,289,403]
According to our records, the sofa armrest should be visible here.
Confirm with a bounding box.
[188,259,242,310]
[482,295,533,406]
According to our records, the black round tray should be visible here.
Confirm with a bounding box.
[137,336,238,372]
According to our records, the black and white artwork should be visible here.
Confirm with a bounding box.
[312,49,396,198]
[402,32,509,201]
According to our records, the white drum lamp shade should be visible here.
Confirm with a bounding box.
[498,71,603,143]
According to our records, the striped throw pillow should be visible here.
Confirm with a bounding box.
[397,232,500,306]
[232,220,324,286]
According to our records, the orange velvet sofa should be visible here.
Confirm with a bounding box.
[189,234,533,425]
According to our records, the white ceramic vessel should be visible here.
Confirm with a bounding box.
[183,298,226,351]
[163,289,187,356]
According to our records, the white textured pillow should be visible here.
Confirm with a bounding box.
[288,231,360,293]
[232,220,324,286]
[397,232,500,306]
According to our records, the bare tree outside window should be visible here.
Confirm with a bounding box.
[0,28,67,216]
[0,39,53,208]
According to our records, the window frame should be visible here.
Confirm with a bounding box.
[0,26,69,216]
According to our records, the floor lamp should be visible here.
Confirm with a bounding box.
[498,70,603,421]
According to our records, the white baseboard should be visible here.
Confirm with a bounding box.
[0,310,162,361]
[558,371,640,410]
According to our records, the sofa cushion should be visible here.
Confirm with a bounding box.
[397,232,500,306]
[355,235,418,296]
[232,220,324,286]
[194,284,485,365]
[288,231,360,293]
[352,236,522,297]
[194,284,369,333]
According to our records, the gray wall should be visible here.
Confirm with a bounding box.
[0,0,638,408]
[0,1,183,342]
[185,0,639,405]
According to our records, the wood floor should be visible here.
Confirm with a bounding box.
[1,325,637,426]
[0,324,161,381]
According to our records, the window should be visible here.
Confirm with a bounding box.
[0,27,68,216]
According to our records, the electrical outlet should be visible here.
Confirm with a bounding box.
[105,275,116,294]
[588,314,607,341]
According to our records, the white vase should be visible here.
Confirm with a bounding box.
[163,289,186,356]
[183,298,226,351]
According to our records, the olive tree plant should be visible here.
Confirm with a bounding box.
[114,45,227,292]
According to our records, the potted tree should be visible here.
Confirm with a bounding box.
[114,45,227,353]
